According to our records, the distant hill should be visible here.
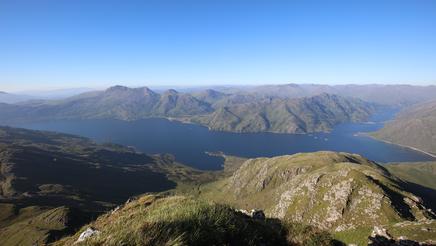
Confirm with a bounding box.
[193,93,375,133]
[0,91,33,104]
[220,84,436,106]
[372,99,436,155]
[0,86,376,134]
[0,85,212,123]
[199,151,436,244]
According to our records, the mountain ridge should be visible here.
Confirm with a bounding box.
[0,86,376,134]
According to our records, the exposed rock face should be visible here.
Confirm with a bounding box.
[76,227,100,243]
[203,152,435,232]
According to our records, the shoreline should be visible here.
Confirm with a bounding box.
[364,134,436,159]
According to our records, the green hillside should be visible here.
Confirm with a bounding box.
[199,151,436,245]
[0,204,90,246]
[53,194,337,246]
[193,93,375,133]
[373,99,436,155]
[386,162,436,190]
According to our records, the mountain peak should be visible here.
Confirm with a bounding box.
[106,85,130,92]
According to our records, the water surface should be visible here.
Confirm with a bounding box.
[17,110,435,170]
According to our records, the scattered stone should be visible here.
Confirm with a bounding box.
[235,209,265,220]
[251,209,265,220]
[111,205,121,214]
[368,226,395,245]
[76,227,100,243]
[125,196,137,205]
[236,209,250,217]
[368,226,429,246]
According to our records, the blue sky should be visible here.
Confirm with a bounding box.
[1,0,436,91]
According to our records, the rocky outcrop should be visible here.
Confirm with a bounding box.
[203,152,436,232]
[368,226,435,246]
[76,227,100,243]
[236,209,266,220]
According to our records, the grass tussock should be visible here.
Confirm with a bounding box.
[54,195,338,246]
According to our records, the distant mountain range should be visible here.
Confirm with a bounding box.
[193,93,375,133]
[219,84,436,106]
[373,99,436,155]
[0,85,377,134]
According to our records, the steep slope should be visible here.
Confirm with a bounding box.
[154,89,212,116]
[194,94,375,133]
[54,194,336,246]
[191,89,229,105]
[386,162,436,190]
[373,99,436,155]
[199,152,436,244]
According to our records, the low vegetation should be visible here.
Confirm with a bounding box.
[1,126,435,245]
[198,151,436,245]
[54,195,338,246]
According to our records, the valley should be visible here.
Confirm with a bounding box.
[15,108,435,170]
[0,126,435,245]
[1,85,436,246]
[3,1,436,244]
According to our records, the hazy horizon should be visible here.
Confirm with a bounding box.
[2,82,436,94]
